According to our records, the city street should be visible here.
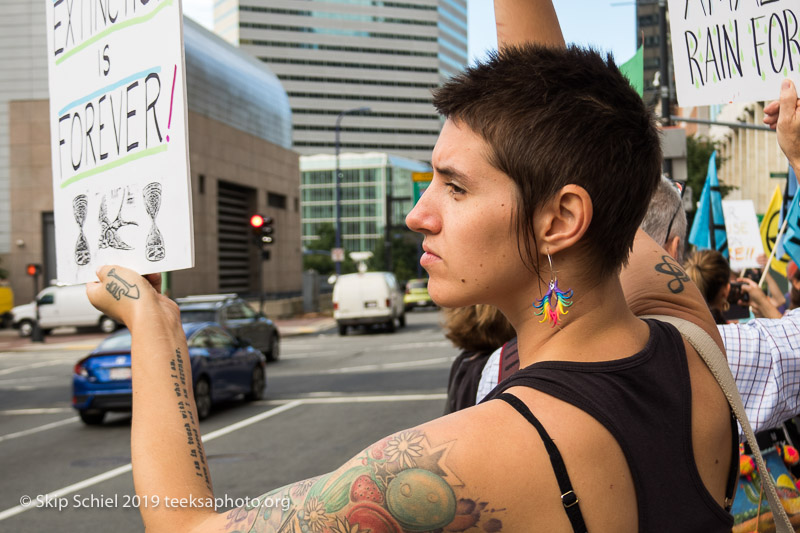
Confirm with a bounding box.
[0,310,456,532]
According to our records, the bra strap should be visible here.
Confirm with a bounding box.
[497,392,588,533]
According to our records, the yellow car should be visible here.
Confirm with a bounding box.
[403,279,435,311]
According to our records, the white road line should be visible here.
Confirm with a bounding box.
[0,360,66,376]
[0,408,73,415]
[318,356,452,374]
[0,393,445,522]
[0,401,301,522]
[0,376,62,386]
[0,417,79,444]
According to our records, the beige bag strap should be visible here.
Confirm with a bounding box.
[643,315,793,532]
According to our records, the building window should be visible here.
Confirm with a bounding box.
[644,58,661,69]
[268,192,287,209]
[638,14,659,27]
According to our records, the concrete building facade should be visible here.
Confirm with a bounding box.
[213,0,468,162]
[300,152,430,252]
[2,12,303,302]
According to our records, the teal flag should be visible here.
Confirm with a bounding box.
[688,151,728,257]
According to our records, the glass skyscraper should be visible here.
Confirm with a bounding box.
[214,0,468,162]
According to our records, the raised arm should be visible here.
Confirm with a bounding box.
[621,230,725,350]
[494,0,564,49]
[87,267,216,530]
[764,79,800,173]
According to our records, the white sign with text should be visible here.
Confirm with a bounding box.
[667,0,800,107]
[45,0,193,285]
[722,199,764,271]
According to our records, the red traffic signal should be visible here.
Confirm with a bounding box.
[250,214,265,228]
[26,263,41,276]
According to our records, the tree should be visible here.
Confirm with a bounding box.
[369,230,423,283]
[302,223,356,276]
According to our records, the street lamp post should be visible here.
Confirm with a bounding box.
[334,106,371,276]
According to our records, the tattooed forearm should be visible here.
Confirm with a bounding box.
[104,268,141,300]
[170,347,212,492]
[654,255,690,294]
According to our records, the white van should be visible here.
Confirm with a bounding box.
[332,272,406,335]
[10,285,117,337]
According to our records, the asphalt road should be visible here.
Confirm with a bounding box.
[0,309,456,532]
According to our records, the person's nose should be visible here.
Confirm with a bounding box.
[406,186,441,235]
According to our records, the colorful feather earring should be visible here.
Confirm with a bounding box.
[532,252,574,328]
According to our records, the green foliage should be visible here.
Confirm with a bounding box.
[369,230,422,283]
[0,257,7,280]
[302,223,356,275]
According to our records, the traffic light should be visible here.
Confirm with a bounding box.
[260,217,274,247]
[26,264,41,277]
[249,214,274,260]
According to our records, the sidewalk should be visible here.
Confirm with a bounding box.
[274,316,336,337]
[0,315,336,352]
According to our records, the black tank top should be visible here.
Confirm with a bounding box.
[481,319,737,532]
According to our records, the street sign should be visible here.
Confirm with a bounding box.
[331,248,345,262]
[771,172,789,179]
[45,0,193,284]
[412,172,433,182]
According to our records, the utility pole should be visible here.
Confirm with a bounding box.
[658,0,673,178]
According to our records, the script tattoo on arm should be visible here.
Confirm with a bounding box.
[170,347,212,492]
[104,268,141,301]
[221,429,505,533]
[654,254,690,294]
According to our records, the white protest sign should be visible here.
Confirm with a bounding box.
[667,1,800,107]
[45,0,193,285]
[722,199,764,271]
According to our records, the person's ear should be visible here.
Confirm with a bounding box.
[535,185,593,254]
[665,235,681,261]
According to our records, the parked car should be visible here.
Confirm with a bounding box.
[403,278,435,311]
[176,294,280,361]
[0,286,13,328]
[333,272,406,335]
[11,284,117,337]
[72,322,267,425]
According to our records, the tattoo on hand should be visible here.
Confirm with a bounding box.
[654,255,690,294]
[104,268,140,300]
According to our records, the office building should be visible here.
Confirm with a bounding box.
[300,152,430,252]
[213,0,468,162]
[1,5,302,300]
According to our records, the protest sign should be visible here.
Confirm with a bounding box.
[667,0,800,107]
[45,0,193,285]
[722,200,764,271]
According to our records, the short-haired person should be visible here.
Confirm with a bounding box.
[477,71,800,438]
[89,3,759,531]
[641,175,686,263]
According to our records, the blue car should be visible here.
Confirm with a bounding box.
[72,322,267,425]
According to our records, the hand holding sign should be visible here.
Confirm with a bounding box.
[764,80,800,172]
[86,265,175,332]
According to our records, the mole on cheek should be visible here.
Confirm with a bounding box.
[461,279,466,283]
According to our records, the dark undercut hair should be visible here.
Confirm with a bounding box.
[433,44,662,278]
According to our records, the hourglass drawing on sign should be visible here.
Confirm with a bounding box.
[143,182,165,262]
[73,194,91,265]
